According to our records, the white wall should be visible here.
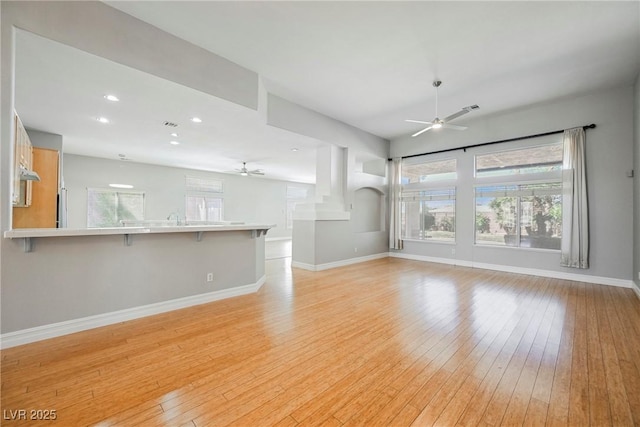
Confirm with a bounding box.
[64,154,314,239]
[391,85,635,284]
[270,92,390,268]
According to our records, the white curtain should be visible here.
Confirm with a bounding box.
[389,158,404,250]
[561,127,589,268]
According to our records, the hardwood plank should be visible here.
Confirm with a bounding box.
[500,278,562,425]
[546,279,578,425]
[594,285,635,425]
[477,277,554,425]
[456,275,553,425]
[567,282,591,426]
[1,257,639,426]
[585,283,613,426]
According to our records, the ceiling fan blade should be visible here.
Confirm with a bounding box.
[442,123,467,131]
[406,119,434,125]
[443,105,480,123]
[442,109,469,123]
[412,126,433,137]
[249,169,264,175]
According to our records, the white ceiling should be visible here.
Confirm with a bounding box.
[15,1,640,183]
[107,1,640,139]
[15,30,321,184]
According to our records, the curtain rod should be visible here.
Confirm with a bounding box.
[389,123,596,161]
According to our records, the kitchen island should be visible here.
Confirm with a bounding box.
[1,223,274,348]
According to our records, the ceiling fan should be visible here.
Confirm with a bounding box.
[235,162,264,177]
[406,80,479,137]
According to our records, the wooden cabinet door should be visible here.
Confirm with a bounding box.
[13,148,59,228]
[13,112,33,206]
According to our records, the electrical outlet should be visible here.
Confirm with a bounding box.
[354,247,358,253]
[451,248,456,255]
[206,273,214,282]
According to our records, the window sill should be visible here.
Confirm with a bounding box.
[402,238,455,245]
[474,243,560,254]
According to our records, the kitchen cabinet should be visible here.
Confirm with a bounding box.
[12,112,34,207]
[13,148,60,229]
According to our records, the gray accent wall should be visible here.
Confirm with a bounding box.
[634,72,640,290]
[391,85,636,283]
[1,230,264,333]
[25,129,63,152]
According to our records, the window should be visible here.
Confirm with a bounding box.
[475,182,562,249]
[402,188,456,242]
[185,176,223,193]
[402,158,457,184]
[474,143,563,249]
[87,188,144,227]
[185,196,223,222]
[286,185,308,229]
[185,176,223,222]
[475,144,563,177]
[401,157,457,243]
[475,183,562,248]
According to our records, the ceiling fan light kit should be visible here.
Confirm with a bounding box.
[235,162,264,177]
[406,80,479,137]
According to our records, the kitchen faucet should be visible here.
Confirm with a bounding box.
[167,211,182,225]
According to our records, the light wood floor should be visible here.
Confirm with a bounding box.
[2,257,640,426]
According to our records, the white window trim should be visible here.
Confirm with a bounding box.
[401,186,457,243]
[473,180,562,250]
[402,178,458,192]
[86,187,145,228]
[473,141,563,179]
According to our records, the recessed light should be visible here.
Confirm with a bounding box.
[170,132,179,137]
[97,117,110,124]
[190,117,202,123]
[291,148,299,152]
[109,183,133,189]
[169,141,181,145]
[104,94,119,102]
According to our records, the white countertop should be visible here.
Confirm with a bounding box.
[4,223,275,239]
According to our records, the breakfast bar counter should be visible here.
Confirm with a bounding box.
[1,223,275,346]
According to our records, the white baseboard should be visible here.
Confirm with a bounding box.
[471,262,633,288]
[292,253,388,272]
[266,237,292,242]
[388,252,473,268]
[632,283,640,301]
[290,260,317,271]
[389,252,634,289]
[0,276,266,349]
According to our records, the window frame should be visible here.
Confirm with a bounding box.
[185,195,224,223]
[401,186,457,243]
[86,187,145,228]
[473,141,564,251]
[400,156,458,244]
[474,142,563,179]
[184,175,225,223]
